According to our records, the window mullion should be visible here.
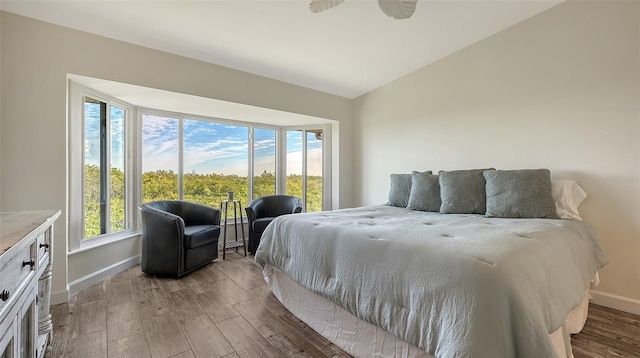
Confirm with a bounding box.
[248,127,254,201]
[127,108,136,231]
[275,128,287,194]
[106,103,113,234]
[276,129,285,194]
[99,101,109,235]
[302,130,308,212]
[178,118,184,200]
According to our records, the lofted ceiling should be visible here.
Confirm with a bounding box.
[1,0,562,99]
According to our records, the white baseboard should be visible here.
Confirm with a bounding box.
[67,255,141,298]
[51,290,70,305]
[590,289,640,315]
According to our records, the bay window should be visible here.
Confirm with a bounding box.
[70,82,330,250]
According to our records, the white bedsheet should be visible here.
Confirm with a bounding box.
[263,265,594,358]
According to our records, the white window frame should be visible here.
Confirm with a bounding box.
[249,125,281,201]
[69,82,138,252]
[281,124,332,211]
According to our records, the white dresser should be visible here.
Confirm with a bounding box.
[0,210,60,358]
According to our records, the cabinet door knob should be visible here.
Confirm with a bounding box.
[0,290,8,301]
[23,259,35,268]
[39,243,49,249]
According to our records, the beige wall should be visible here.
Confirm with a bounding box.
[353,1,640,310]
[0,11,352,302]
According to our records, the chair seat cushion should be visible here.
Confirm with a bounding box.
[252,217,275,233]
[184,225,220,249]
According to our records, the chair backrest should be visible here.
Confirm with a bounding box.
[249,195,303,218]
[142,200,185,216]
[141,200,220,226]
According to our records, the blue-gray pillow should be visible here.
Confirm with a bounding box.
[439,169,491,214]
[484,169,559,219]
[407,171,441,212]
[388,171,432,207]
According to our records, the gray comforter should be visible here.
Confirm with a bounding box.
[255,205,608,358]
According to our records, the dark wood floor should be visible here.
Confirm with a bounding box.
[46,250,640,358]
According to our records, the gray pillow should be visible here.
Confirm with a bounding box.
[439,169,491,214]
[388,171,432,207]
[407,171,441,212]
[484,169,559,219]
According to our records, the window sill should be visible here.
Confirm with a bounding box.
[69,219,245,256]
[68,230,140,256]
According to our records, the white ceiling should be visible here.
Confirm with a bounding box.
[1,0,562,99]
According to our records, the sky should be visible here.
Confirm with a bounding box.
[85,103,125,171]
[84,105,322,177]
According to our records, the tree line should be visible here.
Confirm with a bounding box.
[84,166,321,238]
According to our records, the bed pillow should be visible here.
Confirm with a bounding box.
[407,171,441,212]
[388,171,432,207]
[552,179,587,220]
[484,169,558,219]
[439,169,491,214]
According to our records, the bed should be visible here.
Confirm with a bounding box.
[254,170,608,357]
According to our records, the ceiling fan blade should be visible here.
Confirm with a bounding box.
[309,0,345,14]
[378,0,417,19]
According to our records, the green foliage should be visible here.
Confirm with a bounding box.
[84,165,101,238]
[110,167,125,232]
[181,172,248,215]
[254,171,276,199]
[84,165,322,238]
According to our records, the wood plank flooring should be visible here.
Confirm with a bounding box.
[47,250,640,358]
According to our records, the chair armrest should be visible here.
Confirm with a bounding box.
[245,206,258,224]
[140,205,185,234]
[139,205,186,275]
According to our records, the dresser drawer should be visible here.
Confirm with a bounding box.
[36,233,50,266]
[0,245,35,313]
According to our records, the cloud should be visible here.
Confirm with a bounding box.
[254,154,276,174]
[140,116,322,177]
[84,104,126,170]
[184,120,218,138]
[254,138,275,151]
[184,141,249,175]
[141,116,180,172]
[287,147,322,176]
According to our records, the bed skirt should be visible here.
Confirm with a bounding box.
[263,265,592,358]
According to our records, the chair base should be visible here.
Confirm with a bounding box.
[184,240,218,276]
[248,233,262,254]
[142,240,218,278]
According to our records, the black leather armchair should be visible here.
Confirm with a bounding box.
[139,200,221,277]
[245,195,303,253]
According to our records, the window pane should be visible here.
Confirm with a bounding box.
[141,115,179,202]
[306,130,323,212]
[84,98,103,239]
[286,130,303,201]
[83,98,128,239]
[183,120,248,217]
[109,105,125,232]
[253,128,276,199]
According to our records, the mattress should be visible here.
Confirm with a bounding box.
[263,265,594,358]
[255,205,607,357]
